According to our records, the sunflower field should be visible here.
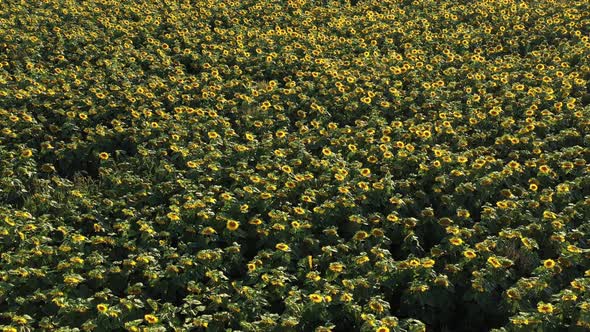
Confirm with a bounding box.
[1,0,589,331]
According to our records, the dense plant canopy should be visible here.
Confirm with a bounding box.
[1,0,589,331]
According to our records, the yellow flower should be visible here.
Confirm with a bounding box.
[353,231,369,241]
[64,275,83,285]
[293,207,305,215]
[260,192,273,199]
[487,256,502,268]
[21,149,33,158]
[240,204,249,213]
[249,218,263,225]
[144,314,159,324]
[506,288,521,300]
[369,301,384,312]
[463,250,477,259]
[543,259,556,269]
[226,220,240,231]
[371,228,384,237]
[352,253,369,265]
[99,152,109,160]
[340,292,353,302]
[434,275,450,287]
[307,271,321,281]
[537,302,554,314]
[201,227,216,235]
[360,168,371,177]
[556,183,570,193]
[276,243,290,252]
[329,263,344,273]
[571,280,585,291]
[408,259,420,267]
[208,131,219,139]
[457,209,471,218]
[11,316,28,325]
[376,327,390,332]
[309,293,323,303]
[538,165,551,174]
[421,258,435,268]
[567,245,582,253]
[167,212,180,221]
[97,304,108,313]
[386,214,399,222]
[449,237,463,246]
[281,165,293,173]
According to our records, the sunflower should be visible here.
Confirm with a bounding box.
[144,314,159,324]
[275,243,290,251]
[543,259,556,269]
[167,212,180,221]
[249,218,263,225]
[449,237,463,246]
[309,293,323,303]
[538,165,551,174]
[226,220,240,231]
[353,231,369,241]
[506,288,521,300]
[408,259,420,267]
[371,228,384,237]
[21,149,33,158]
[537,302,554,314]
[356,256,370,265]
[201,227,216,235]
[260,192,273,199]
[329,263,344,273]
[562,293,578,301]
[340,293,353,302]
[281,165,293,173]
[293,207,305,215]
[422,258,435,268]
[369,301,384,312]
[463,250,477,259]
[275,130,287,138]
[96,304,108,313]
[487,256,502,268]
[386,214,399,222]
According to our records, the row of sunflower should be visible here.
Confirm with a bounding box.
[1,0,589,331]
